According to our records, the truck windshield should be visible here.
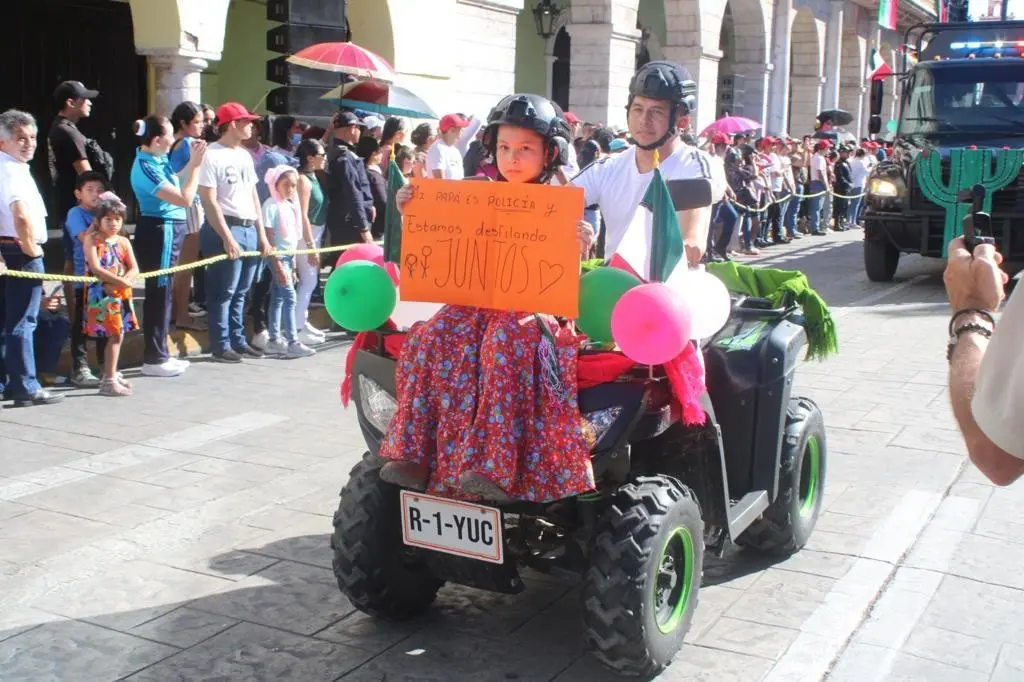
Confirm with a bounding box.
[899,62,1024,138]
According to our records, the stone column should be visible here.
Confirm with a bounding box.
[145,53,209,115]
[821,0,844,109]
[765,0,793,134]
[790,75,824,135]
[729,61,772,129]
[544,55,557,100]
[567,22,639,127]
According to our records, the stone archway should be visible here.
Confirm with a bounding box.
[838,28,867,137]
[662,0,720,130]
[717,0,770,125]
[788,9,824,136]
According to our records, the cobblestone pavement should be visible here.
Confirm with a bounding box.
[0,230,1016,681]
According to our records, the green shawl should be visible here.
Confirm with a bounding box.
[705,261,838,361]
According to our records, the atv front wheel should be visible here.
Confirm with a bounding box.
[582,475,704,677]
[736,397,827,555]
[864,238,899,282]
[331,452,443,619]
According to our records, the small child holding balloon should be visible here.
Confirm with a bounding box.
[262,165,316,359]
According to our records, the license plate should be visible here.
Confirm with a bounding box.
[400,490,504,564]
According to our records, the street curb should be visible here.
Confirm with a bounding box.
[54,307,336,375]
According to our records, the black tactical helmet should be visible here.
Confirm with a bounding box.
[628,60,697,115]
[482,93,572,181]
[627,61,698,150]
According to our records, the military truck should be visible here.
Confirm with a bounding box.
[862,20,1024,282]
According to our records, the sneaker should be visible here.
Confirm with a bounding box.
[304,323,326,338]
[265,337,289,355]
[141,360,185,377]
[250,330,270,351]
[212,349,243,363]
[99,378,131,397]
[297,329,325,347]
[286,341,316,358]
[115,372,132,390]
[188,302,207,317]
[71,367,102,388]
[168,357,190,370]
[235,344,264,358]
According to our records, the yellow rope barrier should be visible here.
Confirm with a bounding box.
[729,190,867,213]
[0,241,381,284]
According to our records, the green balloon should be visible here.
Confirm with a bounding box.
[324,261,397,332]
[578,267,642,342]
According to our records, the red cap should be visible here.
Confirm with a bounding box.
[814,140,832,152]
[439,113,470,133]
[711,132,730,145]
[564,111,581,125]
[216,102,260,126]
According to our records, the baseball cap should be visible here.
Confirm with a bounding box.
[54,81,99,104]
[215,102,260,126]
[439,113,470,133]
[609,138,629,152]
[334,111,362,127]
[362,115,385,130]
[711,132,730,145]
[564,111,581,125]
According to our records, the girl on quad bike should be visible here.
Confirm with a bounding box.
[378,94,596,504]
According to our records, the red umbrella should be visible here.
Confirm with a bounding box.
[286,42,396,81]
[699,115,762,138]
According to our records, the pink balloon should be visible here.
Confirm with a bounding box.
[336,243,385,269]
[383,261,400,286]
[611,283,693,365]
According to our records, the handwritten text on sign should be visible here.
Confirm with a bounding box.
[399,179,583,317]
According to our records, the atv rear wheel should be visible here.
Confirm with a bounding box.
[736,397,827,555]
[582,475,704,677]
[864,238,899,282]
[331,452,443,619]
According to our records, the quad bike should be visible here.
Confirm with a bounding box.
[331,291,828,677]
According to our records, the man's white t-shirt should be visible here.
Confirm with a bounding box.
[769,152,785,193]
[0,152,48,243]
[425,139,464,180]
[849,158,871,188]
[810,153,828,184]
[572,143,724,254]
[198,142,259,220]
[973,284,1024,459]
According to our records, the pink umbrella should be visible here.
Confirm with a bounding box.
[699,116,762,138]
[286,42,396,81]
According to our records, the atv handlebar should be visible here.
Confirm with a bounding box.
[730,295,796,321]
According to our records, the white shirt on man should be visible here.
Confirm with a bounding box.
[425,138,465,180]
[973,284,1024,458]
[0,151,47,243]
[849,157,871,188]
[810,153,828,184]
[572,143,724,255]
[198,142,259,220]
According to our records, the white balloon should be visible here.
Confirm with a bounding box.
[665,268,732,340]
[390,292,444,329]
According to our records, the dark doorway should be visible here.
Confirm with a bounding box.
[552,27,571,112]
[1,0,148,230]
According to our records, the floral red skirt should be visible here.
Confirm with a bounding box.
[378,305,595,503]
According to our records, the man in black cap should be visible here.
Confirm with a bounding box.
[324,111,374,261]
[48,80,99,225]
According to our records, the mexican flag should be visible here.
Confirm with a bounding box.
[608,166,683,283]
[382,155,406,264]
[867,48,894,81]
[878,0,898,30]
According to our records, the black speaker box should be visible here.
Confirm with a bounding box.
[267,0,348,29]
[267,55,346,87]
[267,85,340,117]
[267,24,348,54]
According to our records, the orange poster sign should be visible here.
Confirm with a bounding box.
[399,179,584,317]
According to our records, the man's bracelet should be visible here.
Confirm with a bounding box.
[949,308,996,335]
[946,322,994,363]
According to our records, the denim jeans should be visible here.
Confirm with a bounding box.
[200,222,260,354]
[848,187,864,225]
[0,246,44,397]
[805,181,827,234]
[784,193,802,237]
[737,208,754,250]
[267,256,298,343]
[710,202,737,256]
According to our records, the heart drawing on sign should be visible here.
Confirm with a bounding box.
[538,260,565,294]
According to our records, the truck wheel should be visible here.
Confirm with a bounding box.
[864,239,900,282]
[736,397,827,555]
[583,476,704,677]
[331,452,443,620]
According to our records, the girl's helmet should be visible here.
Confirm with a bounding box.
[482,93,572,182]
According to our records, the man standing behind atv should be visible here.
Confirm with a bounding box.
[571,61,724,266]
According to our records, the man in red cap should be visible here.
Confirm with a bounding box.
[197,102,272,363]
[426,113,471,180]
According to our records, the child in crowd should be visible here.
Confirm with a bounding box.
[64,171,108,387]
[262,165,315,358]
[82,193,139,396]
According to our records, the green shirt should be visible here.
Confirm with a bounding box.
[304,172,328,226]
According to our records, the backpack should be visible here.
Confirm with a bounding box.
[85,137,115,183]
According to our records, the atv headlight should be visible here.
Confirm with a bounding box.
[358,375,397,433]
[581,407,623,449]
[869,178,900,197]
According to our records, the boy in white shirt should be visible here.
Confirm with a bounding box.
[426,114,470,180]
